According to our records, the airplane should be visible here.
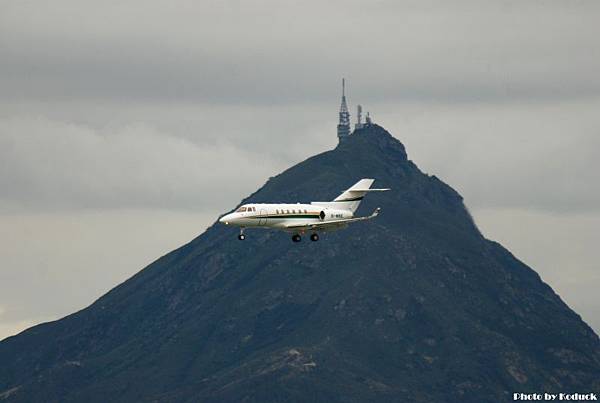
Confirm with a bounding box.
[218,179,389,242]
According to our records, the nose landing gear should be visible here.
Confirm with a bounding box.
[238,228,245,240]
[310,233,319,242]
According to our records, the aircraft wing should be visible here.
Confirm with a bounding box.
[284,208,381,231]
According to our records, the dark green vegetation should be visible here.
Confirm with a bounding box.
[1,125,598,402]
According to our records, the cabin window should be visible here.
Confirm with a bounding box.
[276,209,279,214]
[304,209,307,213]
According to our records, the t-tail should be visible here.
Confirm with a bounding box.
[311,178,390,213]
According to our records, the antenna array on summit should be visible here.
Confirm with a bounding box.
[336,79,372,143]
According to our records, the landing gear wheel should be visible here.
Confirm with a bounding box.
[310,233,319,242]
[292,234,301,243]
[238,234,245,240]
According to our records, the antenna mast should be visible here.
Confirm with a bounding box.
[337,78,351,142]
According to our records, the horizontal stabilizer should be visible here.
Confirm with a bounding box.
[346,188,390,192]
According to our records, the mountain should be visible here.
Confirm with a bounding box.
[1,125,599,403]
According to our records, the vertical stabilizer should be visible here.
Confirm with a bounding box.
[311,179,389,213]
[332,179,375,213]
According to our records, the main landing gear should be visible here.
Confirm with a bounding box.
[238,228,245,241]
[291,233,319,242]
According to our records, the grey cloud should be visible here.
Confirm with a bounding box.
[0,116,286,212]
[377,101,600,214]
[1,1,599,104]
[1,98,599,214]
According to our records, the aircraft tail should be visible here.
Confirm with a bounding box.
[312,179,389,213]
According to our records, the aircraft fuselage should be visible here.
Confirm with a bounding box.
[219,203,352,230]
[218,178,388,242]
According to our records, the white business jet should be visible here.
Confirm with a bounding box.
[219,179,389,242]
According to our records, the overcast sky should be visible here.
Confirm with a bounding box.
[1,0,599,339]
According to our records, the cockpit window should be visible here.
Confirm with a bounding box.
[236,206,247,212]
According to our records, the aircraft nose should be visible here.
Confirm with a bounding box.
[219,213,232,224]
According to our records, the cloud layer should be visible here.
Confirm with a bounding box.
[0,116,283,212]
[1,1,599,104]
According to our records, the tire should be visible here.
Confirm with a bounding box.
[238,234,245,240]
[310,233,319,242]
[292,234,301,242]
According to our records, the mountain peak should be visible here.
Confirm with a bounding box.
[1,124,598,403]
[337,123,408,162]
